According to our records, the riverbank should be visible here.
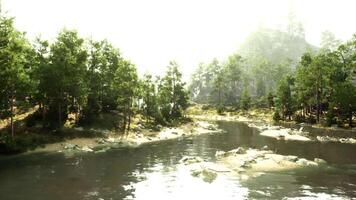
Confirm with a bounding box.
[27,120,223,155]
[187,105,356,144]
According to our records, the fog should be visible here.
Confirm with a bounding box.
[3,0,355,79]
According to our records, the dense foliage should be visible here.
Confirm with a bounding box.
[189,23,355,127]
[0,14,189,139]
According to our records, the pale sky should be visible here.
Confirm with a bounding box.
[2,0,356,80]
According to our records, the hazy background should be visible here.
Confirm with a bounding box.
[2,0,356,80]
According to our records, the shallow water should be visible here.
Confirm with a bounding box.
[0,121,355,199]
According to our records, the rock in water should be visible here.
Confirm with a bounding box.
[179,156,204,165]
[201,169,217,183]
[215,150,226,157]
[314,158,327,165]
[81,146,93,152]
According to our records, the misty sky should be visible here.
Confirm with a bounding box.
[2,0,356,80]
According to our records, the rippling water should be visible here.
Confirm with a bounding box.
[0,121,355,199]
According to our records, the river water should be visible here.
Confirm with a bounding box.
[0,121,356,200]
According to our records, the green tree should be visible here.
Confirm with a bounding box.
[115,60,138,132]
[267,91,274,108]
[40,29,87,128]
[0,15,31,138]
[158,61,189,123]
[277,76,294,120]
[240,89,251,110]
[141,74,159,123]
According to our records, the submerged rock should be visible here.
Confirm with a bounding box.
[94,147,111,154]
[201,169,218,183]
[179,156,204,165]
[215,147,246,158]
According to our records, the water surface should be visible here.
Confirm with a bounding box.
[0,121,355,199]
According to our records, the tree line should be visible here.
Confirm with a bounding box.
[0,14,189,139]
[189,29,355,127]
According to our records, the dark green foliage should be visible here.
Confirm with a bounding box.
[217,105,225,115]
[267,91,274,108]
[276,76,294,120]
[0,15,31,138]
[273,110,282,122]
[326,109,336,127]
[240,89,251,110]
[156,61,189,124]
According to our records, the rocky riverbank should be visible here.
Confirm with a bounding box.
[189,113,356,144]
[29,121,224,156]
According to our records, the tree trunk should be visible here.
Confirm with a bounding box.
[123,105,127,133]
[316,88,320,123]
[10,91,14,139]
[58,103,62,128]
[41,103,46,127]
[349,105,353,128]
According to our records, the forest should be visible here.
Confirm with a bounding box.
[0,10,355,154]
[0,13,189,151]
[1,1,356,199]
[189,24,355,128]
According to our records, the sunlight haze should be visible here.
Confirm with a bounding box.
[2,0,355,80]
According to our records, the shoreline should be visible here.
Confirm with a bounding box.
[25,120,224,156]
[189,113,356,144]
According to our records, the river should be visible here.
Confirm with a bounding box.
[0,121,356,199]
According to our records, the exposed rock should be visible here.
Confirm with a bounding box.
[296,158,318,166]
[260,129,311,141]
[215,150,226,157]
[215,147,246,158]
[316,136,356,144]
[284,155,298,162]
[314,158,327,164]
[63,143,79,150]
[94,147,111,154]
[81,146,93,152]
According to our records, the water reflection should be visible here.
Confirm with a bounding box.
[0,121,355,199]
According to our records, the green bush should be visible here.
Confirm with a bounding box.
[217,105,225,115]
[0,133,49,155]
[326,111,336,127]
[273,111,282,122]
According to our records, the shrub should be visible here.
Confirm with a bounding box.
[217,105,225,115]
[273,111,282,122]
[326,111,336,127]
